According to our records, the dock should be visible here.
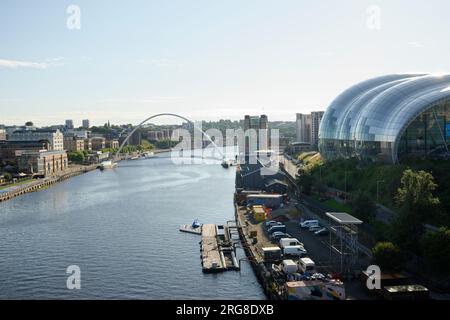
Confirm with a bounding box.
[200,223,239,273]
[179,224,202,235]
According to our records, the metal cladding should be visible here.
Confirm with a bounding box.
[319,74,450,163]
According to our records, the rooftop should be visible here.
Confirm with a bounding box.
[326,212,363,225]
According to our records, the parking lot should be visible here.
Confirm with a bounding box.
[243,201,373,299]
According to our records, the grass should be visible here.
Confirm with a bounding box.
[322,198,352,213]
[310,193,352,212]
[0,179,35,190]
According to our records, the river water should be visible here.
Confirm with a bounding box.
[0,154,265,299]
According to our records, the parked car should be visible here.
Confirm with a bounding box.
[300,220,319,228]
[265,220,283,229]
[314,227,329,236]
[267,225,286,234]
[283,245,307,257]
[270,232,291,241]
[308,225,322,232]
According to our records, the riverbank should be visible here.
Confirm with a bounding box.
[0,164,97,203]
[0,149,173,203]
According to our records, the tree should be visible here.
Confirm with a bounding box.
[392,169,440,251]
[3,172,12,182]
[420,227,450,276]
[314,182,327,196]
[297,169,313,195]
[25,121,34,126]
[352,191,376,221]
[372,242,403,272]
[68,151,85,164]
[396,169,440,208]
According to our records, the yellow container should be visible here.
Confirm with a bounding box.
[252,205,266,222]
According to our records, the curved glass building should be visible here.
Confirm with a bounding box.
[319,74,450,163]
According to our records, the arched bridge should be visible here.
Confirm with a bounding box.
[114,113,224,162]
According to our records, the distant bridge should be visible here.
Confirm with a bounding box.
[114,113,224,162]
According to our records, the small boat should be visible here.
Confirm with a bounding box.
[143,152,154,158]
[99,160,117,170]
[179,219,202,235]
[192,219,201,229]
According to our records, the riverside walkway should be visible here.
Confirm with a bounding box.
[0,164,97,203]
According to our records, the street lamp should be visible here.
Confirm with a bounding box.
[344,171,349,200]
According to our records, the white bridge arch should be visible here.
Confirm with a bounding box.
[113,113,224,162]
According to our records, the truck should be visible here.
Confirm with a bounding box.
[281,260,298,274]
[283,245,307,257]
[298,257,316,273]
[279,238,304,248]
[262,247,282,262]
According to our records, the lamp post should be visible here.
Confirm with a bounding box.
[344,171,349,201]
[376,180,385,202]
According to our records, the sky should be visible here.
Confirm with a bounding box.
[1,0,450,126]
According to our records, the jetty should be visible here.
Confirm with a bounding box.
[200,223,239,273]
[179,224,202,235]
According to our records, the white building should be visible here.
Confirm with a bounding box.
[8,129,64,151]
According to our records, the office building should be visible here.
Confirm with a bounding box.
[65,119,74,129]
[8,129,64,151]
[82,119,90,129]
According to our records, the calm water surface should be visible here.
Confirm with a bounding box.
[0,156,265,299]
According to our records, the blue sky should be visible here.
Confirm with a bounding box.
[1,0,450,126]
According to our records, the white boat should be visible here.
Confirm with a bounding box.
[143,152,154,158]
[99,160,117,170]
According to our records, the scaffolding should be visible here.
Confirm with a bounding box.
[326,212,363,275]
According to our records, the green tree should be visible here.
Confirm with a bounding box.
[392,169,440,251]
[396,169,440,208]
[68,151,85,164]
[420,227,450,276]
[3,172,12,182]
[352,191,376,222]
[314,182,327,196]
[297,169,313,195]
[372,242,403,272]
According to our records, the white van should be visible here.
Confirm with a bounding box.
[283,245,307,257]
[300,220,319,228]
[279,238,304,248]
[281,259,298,274]
[299,257,316,273]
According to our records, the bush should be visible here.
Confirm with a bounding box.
[3,172,12,181]
[372,241,403,272]
[420,227,450,276]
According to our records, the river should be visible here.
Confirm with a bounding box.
[0,154,265,299]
